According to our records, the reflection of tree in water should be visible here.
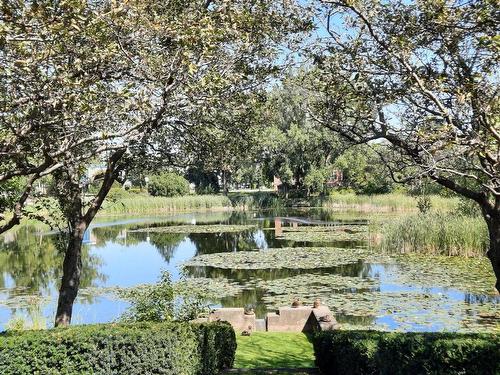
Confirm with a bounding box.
[185,260,371,282]
[189,230,258,255]
[185,261,374,319]
[0,227,105,296]
[91,225,141,248]
[148,233,186,262]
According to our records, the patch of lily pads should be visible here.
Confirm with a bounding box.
[78,277,245,302]
[378,254,497,296]
[255,273,378,295]
[182,247,372,270]
[129,224,257,234]
[277,230,368,243]
[259,288,499,333]
[0,294,51,309]
[282,225,368,233]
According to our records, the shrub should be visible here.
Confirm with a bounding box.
[119,271,174,323]
[313,330,500,375]
[0,321,236,375]
[148,172,190,197]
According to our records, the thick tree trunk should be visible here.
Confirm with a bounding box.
[54,221,87,326]
[485,212,500,294]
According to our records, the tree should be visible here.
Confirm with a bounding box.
[1,0,311,325]
[148,172,190,197]
[334,145,395,194]
[259,76,341,193]
[311,0,500,290]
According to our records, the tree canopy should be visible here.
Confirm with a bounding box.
[310,0,500,290]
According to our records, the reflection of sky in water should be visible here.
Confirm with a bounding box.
[0,210,498,331]
[90,237,197,287]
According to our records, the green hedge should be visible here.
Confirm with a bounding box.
[313,330,500,375]
[0,321,236,375]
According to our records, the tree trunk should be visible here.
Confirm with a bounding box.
[485,211,500,294]
[54,221,87,326]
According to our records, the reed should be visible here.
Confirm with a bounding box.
[101,194,232,215]
[378,212,489,257]
[228,191,285,210]
[324,192,458,212]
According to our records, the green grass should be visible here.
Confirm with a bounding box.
[324,192,458,212]
[234,332,315,369]
[101,194,232,215]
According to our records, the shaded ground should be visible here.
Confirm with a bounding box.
[234,332,315,369]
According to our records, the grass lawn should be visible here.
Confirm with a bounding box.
[234,332,315,369]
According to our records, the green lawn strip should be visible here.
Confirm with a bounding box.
[234,332,315,369]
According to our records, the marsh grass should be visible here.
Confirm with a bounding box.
[228,191,286,210]
[378,212,489,257]
[101,194,232,215]
[324,192,458,212]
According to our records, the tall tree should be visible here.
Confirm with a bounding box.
[260,76,341,193]
[1,0,311,325]
[311,0,500,290]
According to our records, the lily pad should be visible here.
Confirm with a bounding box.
[182,247,372,270]
[277,230,368,243]
[129,224,257,234]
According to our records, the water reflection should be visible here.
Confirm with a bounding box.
[0,227,104,295]
[0,210,498,331]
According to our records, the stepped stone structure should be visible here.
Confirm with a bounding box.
[205,301,337,334]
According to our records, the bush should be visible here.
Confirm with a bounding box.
[313,330,500,375]
[0,321,236,375]
[119,271,174,323]
[148,172,190,197]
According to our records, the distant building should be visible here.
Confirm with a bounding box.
[326,170,343,188]
[273,176,283,192]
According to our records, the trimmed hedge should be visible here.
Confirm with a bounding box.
[0,321,236,375]
[313,330,500,375]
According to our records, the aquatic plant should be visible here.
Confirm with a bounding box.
[182,247,372,270]
[379,212,489,257]
[129,224,256,234]
[277,230,368,243]
[324,193,458,212]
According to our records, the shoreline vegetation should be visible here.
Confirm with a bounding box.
[1,191,486,259]
[102,190,460,215]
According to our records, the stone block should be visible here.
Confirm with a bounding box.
[209,308,256,332]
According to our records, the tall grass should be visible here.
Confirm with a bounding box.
[101,194,232,215]
[228,191,285,210]
[324,192,459,212]
[378,212,489,257]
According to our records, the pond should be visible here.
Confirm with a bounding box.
[0,209,498,332]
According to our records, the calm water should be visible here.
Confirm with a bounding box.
[0,209,498,331]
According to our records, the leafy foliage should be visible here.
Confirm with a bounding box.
[258,77,340,193]
[313,330,500,375]
[119,271,174,323]
[310,0,500,289]
[333,145,395,195]
[147,172,190,198]
[0,321,236,375]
